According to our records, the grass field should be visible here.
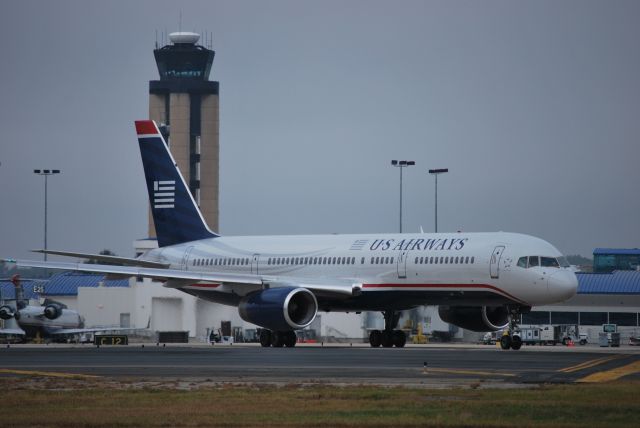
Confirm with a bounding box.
[0,378,638,427]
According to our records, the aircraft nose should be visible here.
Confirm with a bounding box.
[549,270,578,302]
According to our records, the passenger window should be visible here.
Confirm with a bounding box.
[361,257,365,264]
[471,257,474,264]
[517,257,527,268]
[529,256,539,267]
[541,257,559,268]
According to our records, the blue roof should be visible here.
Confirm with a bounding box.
[0,272,129,300]
[0,278,37,300]
[577,271,640,294]
[593,248,640,256]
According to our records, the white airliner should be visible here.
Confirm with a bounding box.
[4,120,578,349]
[0,275,145,342]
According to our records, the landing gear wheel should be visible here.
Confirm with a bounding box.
[271,331,285,348]
[393,330,406,348]
[381,330,394,348]
[284,331,297,348]
[259,330,272,347]
[511,335,522,350]
[500,335,511,350]
[369,330,382,347]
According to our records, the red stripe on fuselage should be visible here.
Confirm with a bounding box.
[362,283,524,304]
[135,120,157,135]
[185,283,220,288]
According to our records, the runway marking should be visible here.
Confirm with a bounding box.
[576,360,640,383]
[557,355,626,373]
[0,369,100,379]
[423,368,516,377]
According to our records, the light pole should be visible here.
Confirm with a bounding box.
[33,169,61,261]
[391,160,415,233]
[428,168,448,233]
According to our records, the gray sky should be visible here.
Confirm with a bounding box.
[1,0,639,261]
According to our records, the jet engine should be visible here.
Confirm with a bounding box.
[438,306,509,332]
[43,303,63,320]
[238,287,317,331]
[0,305,15,320]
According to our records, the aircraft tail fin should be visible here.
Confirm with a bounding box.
[135,120,219,247]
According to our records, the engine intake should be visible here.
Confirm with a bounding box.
[44,303,63,320]
[0,305,15,320]
[238,287,317,331]
[438,305,509,332]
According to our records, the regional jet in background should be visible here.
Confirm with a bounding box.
[0,275,146,342]
[3,120,578,350]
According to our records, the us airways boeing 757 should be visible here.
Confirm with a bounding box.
[4,120,578,350]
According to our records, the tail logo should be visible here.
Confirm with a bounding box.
[153,180,176,209]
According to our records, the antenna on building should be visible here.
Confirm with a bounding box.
[155,29,158,49]
[179,9,182,33]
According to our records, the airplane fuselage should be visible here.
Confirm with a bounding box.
[143,231,577,311]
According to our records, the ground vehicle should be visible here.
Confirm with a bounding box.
[518,325,583,345]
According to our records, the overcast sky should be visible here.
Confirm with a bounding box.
[1,0,638,261]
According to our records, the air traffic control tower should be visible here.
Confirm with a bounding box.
[148,32,219,236]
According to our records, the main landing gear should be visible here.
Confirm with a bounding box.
[259,329,297,348]
[369,310,406,348]
[499,307,523,351]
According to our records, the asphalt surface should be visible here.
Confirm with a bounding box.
[1,343,639,387]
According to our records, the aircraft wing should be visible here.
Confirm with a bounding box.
[3,259,357,296]
[46,325,147,336]
[0,328,26,336]
[31,249,170,268]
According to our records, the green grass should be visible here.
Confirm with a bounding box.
[0,379,638,427]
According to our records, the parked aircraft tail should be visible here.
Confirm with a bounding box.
[135,120,219,247]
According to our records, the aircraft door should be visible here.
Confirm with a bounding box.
[397,250,408,279]
[251,254,260,274]
[490,246,505,279]
[181,246,194,270]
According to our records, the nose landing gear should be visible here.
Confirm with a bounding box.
[369,310,406,348]
[499,307,523,350]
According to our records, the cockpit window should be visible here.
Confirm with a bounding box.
[541,257,559,268]
[519,255,567,269]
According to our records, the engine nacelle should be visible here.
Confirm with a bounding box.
[238,287,317,331]
[0,305,15,320]
[438,306,509,332]
[44,303,63,320]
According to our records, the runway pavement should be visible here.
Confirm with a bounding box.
[1,343,639,387]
